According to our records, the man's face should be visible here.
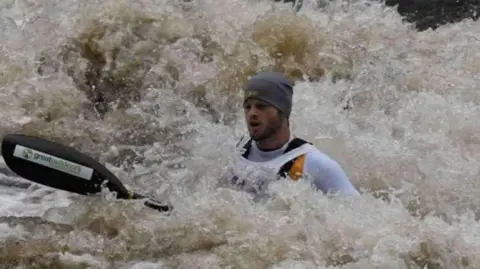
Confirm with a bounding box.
[243,98,284,141]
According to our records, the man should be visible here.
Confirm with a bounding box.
[229,71,360,198]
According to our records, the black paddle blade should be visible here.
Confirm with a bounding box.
[1,133,172,212]
[1,133,130,197]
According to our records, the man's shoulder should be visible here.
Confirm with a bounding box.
[302,146,345,172]
[289,138,359,196]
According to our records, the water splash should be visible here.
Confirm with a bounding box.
[0,0,479,268]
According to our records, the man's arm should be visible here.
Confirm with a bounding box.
[303,151,360,196]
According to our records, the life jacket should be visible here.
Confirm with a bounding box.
[230,136,316,195]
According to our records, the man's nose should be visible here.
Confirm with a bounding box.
[246,106,259,117]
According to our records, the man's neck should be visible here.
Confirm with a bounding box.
[256,130,291,151]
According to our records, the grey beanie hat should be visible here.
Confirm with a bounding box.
[244,71,294,116]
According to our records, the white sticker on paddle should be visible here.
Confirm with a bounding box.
[13,145,94,180]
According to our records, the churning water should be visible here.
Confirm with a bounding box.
[0,0,479,268]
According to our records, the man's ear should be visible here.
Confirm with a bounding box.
[278,110,290,125]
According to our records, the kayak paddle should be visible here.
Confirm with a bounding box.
[1,133,172,212]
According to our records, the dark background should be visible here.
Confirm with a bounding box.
[277,0,480,31]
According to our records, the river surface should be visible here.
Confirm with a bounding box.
[0,0,479,268]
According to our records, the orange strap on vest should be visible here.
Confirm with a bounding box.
[288,154,306,181]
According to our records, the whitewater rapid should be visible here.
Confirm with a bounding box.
[1,0,479,268]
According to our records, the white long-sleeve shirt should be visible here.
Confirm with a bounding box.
[230,136,360,197]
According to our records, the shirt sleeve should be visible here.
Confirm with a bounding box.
[303,151,360,196]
